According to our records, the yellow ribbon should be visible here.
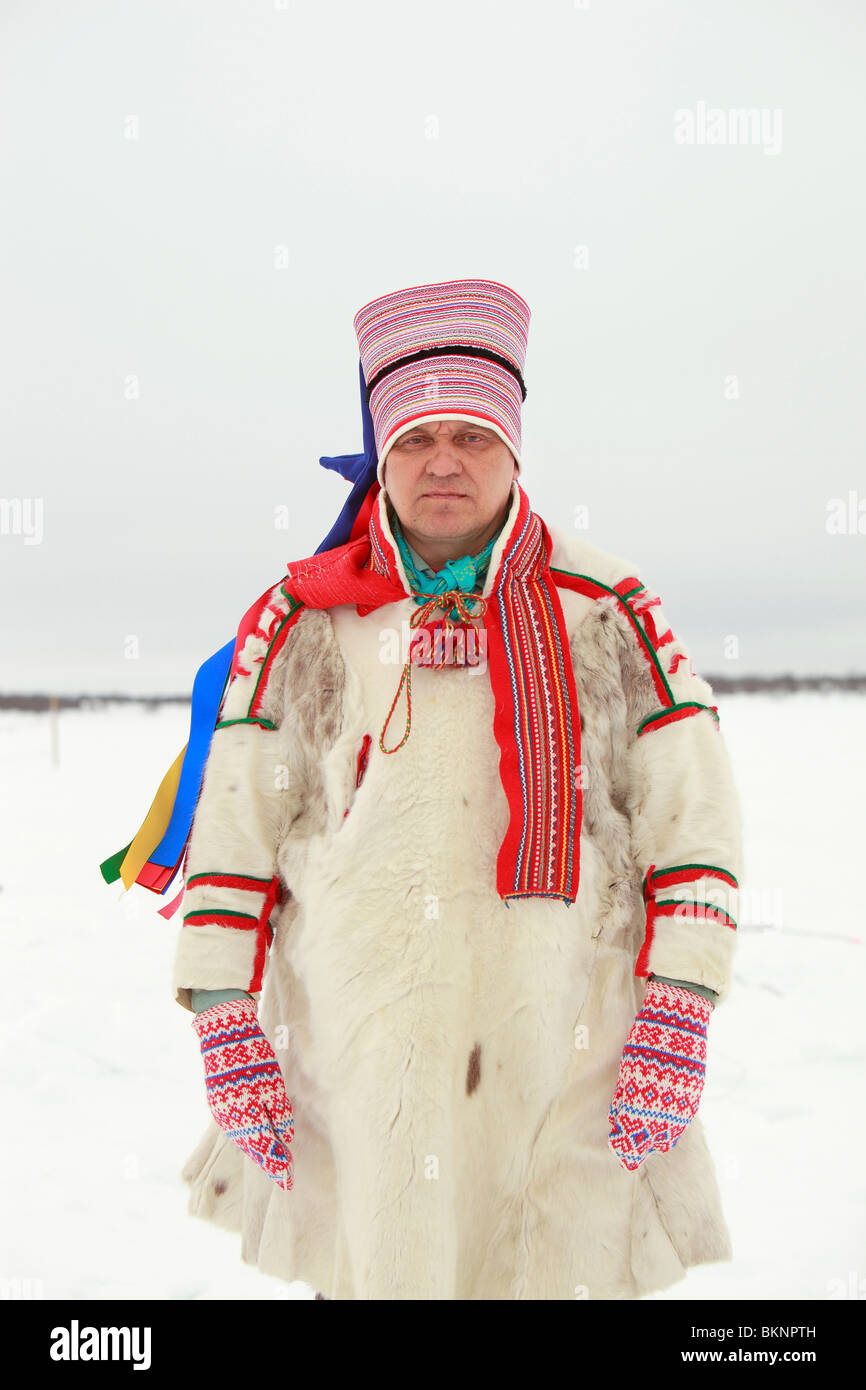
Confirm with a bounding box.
[117,744,187,889]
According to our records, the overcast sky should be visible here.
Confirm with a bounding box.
[2,0,864,694]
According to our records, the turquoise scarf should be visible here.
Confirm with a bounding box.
[391,512,504,620]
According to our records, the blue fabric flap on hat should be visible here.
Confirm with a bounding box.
[315,358,380,552]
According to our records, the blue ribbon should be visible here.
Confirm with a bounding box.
[145,640,235,868]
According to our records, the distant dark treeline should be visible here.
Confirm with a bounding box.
[2,676,866,711]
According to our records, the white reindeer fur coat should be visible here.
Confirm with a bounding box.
[172,480,744,1301]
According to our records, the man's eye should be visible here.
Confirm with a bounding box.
[399,432,487,445]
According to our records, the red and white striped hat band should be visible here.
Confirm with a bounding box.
[352,278,531,487]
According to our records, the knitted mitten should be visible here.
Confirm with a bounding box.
[607,978,713,1172]
[191,997,294,1190]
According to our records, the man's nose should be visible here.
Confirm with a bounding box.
[425,438,463,472]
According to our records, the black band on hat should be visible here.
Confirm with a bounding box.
[365,344,527,403]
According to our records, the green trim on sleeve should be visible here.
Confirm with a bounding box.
[214,716,277,730]
[186,871,274,889]
[651,863,739,889]
[636,701,719,735]
[182,908,259,925]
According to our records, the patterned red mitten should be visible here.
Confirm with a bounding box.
[191,997,294,1190]
[607,978,713,1172]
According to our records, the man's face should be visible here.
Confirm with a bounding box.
[382,419,518,553]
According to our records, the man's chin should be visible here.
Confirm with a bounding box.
[412,511,475,531]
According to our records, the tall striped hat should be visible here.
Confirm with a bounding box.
[353,278,531,488]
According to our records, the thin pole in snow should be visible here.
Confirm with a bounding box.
[49,695,59,766]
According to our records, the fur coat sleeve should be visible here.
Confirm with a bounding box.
[170,579,302,1011]
[609,573,744,1005]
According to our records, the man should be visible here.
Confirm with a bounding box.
[174,278,743,1300]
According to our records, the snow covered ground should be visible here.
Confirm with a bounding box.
[1,693,864,1301]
